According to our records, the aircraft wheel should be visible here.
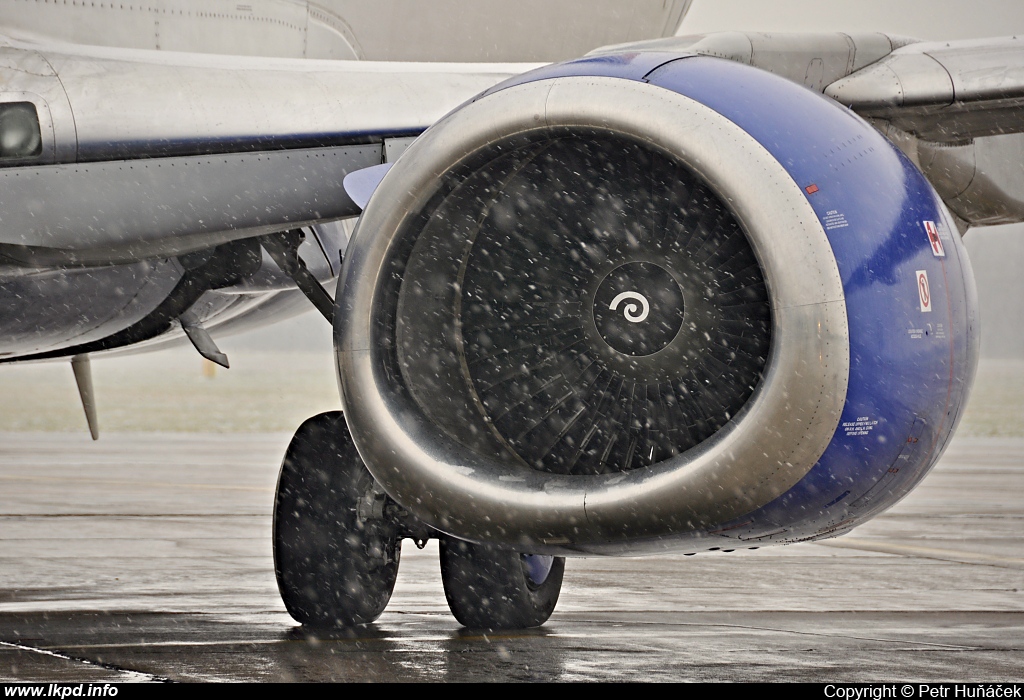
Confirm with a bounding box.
[439,537,565,629]
[273,411,401,627]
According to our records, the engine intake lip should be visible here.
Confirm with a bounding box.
[336,74,850,554]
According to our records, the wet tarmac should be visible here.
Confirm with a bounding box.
[0,432,1020,682]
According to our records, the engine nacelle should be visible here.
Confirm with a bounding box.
[335,53,978,555]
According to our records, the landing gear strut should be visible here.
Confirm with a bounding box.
[274,411,566,629]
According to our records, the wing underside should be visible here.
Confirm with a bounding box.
[0,38,533,361]
[825,37,1024,143]
[826,37,1024,229]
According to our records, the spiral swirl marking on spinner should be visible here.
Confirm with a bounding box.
[609,291,650,323]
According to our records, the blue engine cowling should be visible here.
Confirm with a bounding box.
[648,54,979,543]
[335,52,979,553]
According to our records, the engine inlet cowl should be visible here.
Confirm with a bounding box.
[336,72,849,554]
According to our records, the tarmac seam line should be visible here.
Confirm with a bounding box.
[819,537,1024,568]
[0,640,171,683]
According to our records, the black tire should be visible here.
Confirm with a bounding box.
[273,411,401,627]
[439,537,565,629]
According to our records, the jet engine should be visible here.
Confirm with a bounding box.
[334,53,978,556]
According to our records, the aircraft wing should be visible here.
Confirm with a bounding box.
[0,35,542,365]
[597,32,1024,229]
[824,37,1024,227]
[825,36,1024,143]
[0,35,538,267]
[5,30,1022,270]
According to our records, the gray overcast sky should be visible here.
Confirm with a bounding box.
[678,0,1024,40]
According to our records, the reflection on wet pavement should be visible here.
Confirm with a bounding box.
[0,433,1020,682]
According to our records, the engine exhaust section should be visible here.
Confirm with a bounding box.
[334,54,977,556]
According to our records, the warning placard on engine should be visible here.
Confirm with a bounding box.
[917,270,932,313]
[924,220,945,257]
[823,209,849,230]
[842,416,878,437]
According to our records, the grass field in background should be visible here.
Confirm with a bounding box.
[0,348,340,434]
[0,349,1019,437]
